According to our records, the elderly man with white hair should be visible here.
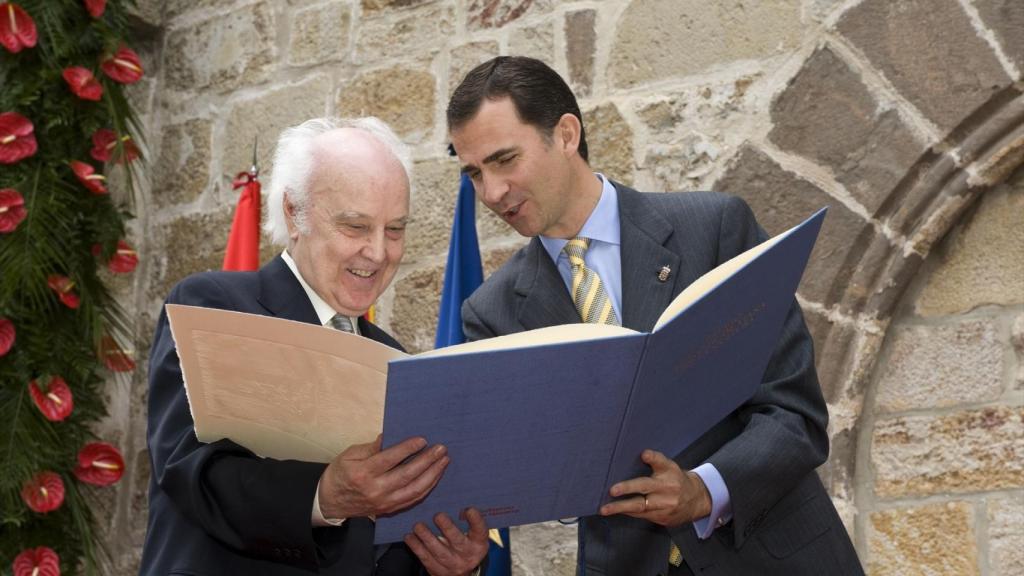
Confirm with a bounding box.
[141,117,489,576]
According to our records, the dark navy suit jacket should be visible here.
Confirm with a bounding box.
[462,187,864,576]
[140,256,425,575]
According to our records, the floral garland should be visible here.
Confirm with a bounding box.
[1,1,144,573]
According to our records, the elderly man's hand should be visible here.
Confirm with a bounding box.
[405,509,490,576]
[599,449,712,527]
[318,435,448,519]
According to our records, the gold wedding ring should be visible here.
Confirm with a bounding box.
[642,494,649,512]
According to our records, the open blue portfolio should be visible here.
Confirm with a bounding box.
[373,207,827,543]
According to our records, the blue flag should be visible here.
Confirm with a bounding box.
[433,174,511,575]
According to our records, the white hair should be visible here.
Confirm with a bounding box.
[263,116,413,246]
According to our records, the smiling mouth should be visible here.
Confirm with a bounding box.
[348,269,376,279]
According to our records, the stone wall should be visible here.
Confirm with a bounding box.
[98,0,1023,573]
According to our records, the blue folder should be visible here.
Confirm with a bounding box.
[374,208,827,544]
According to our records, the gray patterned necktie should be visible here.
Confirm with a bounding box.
[328,314,354,333]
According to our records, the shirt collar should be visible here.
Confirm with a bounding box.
[280,250,351,328]
[539,173,620,262]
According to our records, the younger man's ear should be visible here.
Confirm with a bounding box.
[556,113,582,156]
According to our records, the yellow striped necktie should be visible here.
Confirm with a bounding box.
[563,237,620,326]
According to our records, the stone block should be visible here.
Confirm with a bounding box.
[509,521,577,576]
[355,4,452,65]
[608,0,801,88]
[152,119,213,208]
[583,103,634,186]
[713,146,877,308]
[390,265,445,353]
[338,67,436,142]
[988,495,1024,576]
[483,244,524,278]
[872,407,1024,498]
[225,75,332,180]
[637,76,760,138]
[1014,314,1024,391]
[875,320,1003,412]
[448,41,500,97]
[128,449,151,547]
[125,77,156,120]
[642,134,721,192]
[164,0,222,20]
[971,0,1024,72]
[565,10,596,97]
[867,501,979,576]
[129,0,164,27]
[861,240,926,320]
[509,21,553,64]
[362,0,433,11]
[165,2,276,93]
[467,0,554,30]
[915,180,1024,315]
[148,209,233,301]
[769,47,925,215]
[405,157,462,263]
[288,2,351,67]
[803,307,858,403]
[837,0,1010,132]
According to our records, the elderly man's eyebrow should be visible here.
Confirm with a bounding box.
[333,211,368,222]
[459,147,518,175]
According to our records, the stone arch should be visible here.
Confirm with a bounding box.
[711,0,1023,558]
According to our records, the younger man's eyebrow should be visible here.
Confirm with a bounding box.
[459,147,518,174]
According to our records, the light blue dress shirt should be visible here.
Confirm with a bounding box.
[539,174,732,539]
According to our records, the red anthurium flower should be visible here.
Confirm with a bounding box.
[0,188,27,232]
[46,275,80,309]
[99,334,135,371]
[84,0,105,18]
[12,546,60,576]
[100,46,143,84]
[62,66,103,101]
[74,442,125,486]
[28,376,74,422]
[0,112,37,164]
[70,160,107,194]
[90,128,139,164]
[0,3,37,53]
[0,317,13,356]
[108,239,138,273]
[21,471,64,513]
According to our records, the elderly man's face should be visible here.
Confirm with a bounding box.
[286,130,409,317]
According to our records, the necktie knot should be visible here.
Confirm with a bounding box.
[329,314,354,333]
[563,237,591,267]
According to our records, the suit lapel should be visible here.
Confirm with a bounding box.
[514,238,580,331]
[255,255,321,325]
[616,184,681,332]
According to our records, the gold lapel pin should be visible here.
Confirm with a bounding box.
[658,265,671,282]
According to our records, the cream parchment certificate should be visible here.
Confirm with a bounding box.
[167,304,406,463]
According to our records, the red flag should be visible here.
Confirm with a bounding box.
[222,169,261,271]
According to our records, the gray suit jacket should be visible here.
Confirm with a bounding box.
[462,186,863,576]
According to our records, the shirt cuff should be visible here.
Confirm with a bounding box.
[691,463,732,540]
[312,478,346,527]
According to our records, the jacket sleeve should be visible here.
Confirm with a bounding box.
[703,195,830,548]
[146,274,346,571]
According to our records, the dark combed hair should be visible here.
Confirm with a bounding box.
[447,56,589,162]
